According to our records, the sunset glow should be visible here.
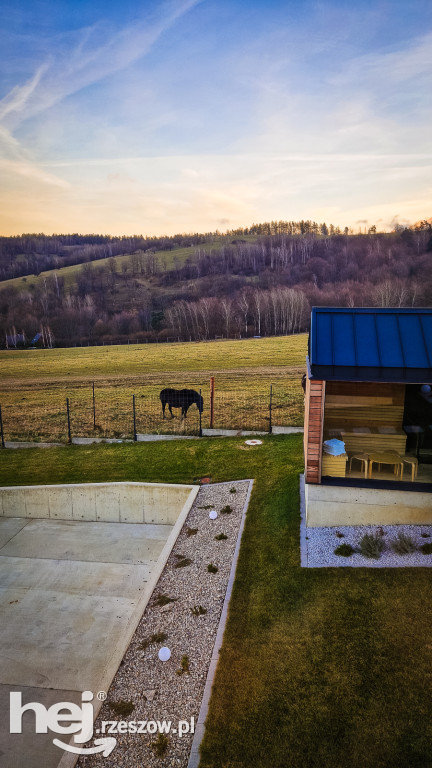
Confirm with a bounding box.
[1,0,431,235]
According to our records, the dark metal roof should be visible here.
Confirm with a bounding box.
[309,307,432,382]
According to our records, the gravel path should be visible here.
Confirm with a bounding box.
[78,479,251,768]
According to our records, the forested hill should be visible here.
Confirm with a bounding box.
[0,221,431,348]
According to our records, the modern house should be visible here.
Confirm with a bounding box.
[304,307,432,526]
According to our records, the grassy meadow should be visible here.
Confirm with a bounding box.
[1,436,431,768]
[1,239,243,292]
[0,335,307,441]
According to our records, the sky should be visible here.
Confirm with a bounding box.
[1,0,431,236]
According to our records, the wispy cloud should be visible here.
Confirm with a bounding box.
[0,63,48,121]
[1,0,431,235]
[331,30,432,87]
[2,0,202,130]
[0,124,69,188]
[0,0,202,191]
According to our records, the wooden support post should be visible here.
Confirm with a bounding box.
[0,404,5,448]
[304,378,325,484]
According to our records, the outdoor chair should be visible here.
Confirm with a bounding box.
[348,452,369,478]
[402,455,418,482]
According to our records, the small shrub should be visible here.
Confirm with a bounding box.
[176,655,190,675]
[152,732,169,757]
[420,543,432,555]
[391,532,417,555]
[207,563,218,573]
[230,487,237,494]
[109,700,134,717]
[421,533,430,538]
[155,593,177,607]
[186,526,198,537]
[359,533,385,559]
[220,505,232,514]
[140,631,168,650]
[215,533,228,540]
[191,605,207,616]
[335,531,344,539]
[199,505,213,509]
[334,543,355,557]
[174,554,192,568]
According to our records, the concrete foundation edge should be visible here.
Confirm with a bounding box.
[305,481,432,526]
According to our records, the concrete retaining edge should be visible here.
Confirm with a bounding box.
[299,473,307,567]
[187,478,254,768]
[0,481,197,525]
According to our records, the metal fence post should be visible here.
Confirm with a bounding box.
[66,398,72,443]
[199,389,203,437]
[133,394,137,441]
[210,376,215,429]
[0,404,5,448]
[92,381,96,430]
[269,384,273,434]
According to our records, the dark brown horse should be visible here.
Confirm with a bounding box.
[160,388,203,419]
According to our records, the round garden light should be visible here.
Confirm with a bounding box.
[158,647,171,662]
[209,510,218,520]
[245,439,262,446]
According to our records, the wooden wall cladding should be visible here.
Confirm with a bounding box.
[304,378,325,484]
[324,381,405,429]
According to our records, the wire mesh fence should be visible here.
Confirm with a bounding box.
[0,377,304,444]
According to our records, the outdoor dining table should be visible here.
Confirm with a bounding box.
[368,451,404,480]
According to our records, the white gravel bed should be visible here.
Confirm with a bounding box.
[304,521,432,568]
[78,479,251,768]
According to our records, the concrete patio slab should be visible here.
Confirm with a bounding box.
[0,555,153,596]
[0,518,170,564]
[0,481,199,768]
[0,518,28,549]
[0,585,140,689]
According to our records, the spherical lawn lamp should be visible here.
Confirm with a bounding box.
[209,510,218,520]
[158,647,171,662]
[421,384,431,394]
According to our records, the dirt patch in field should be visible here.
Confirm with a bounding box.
[1,366,305,390]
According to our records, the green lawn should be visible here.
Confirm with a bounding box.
[1,436,431,767]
